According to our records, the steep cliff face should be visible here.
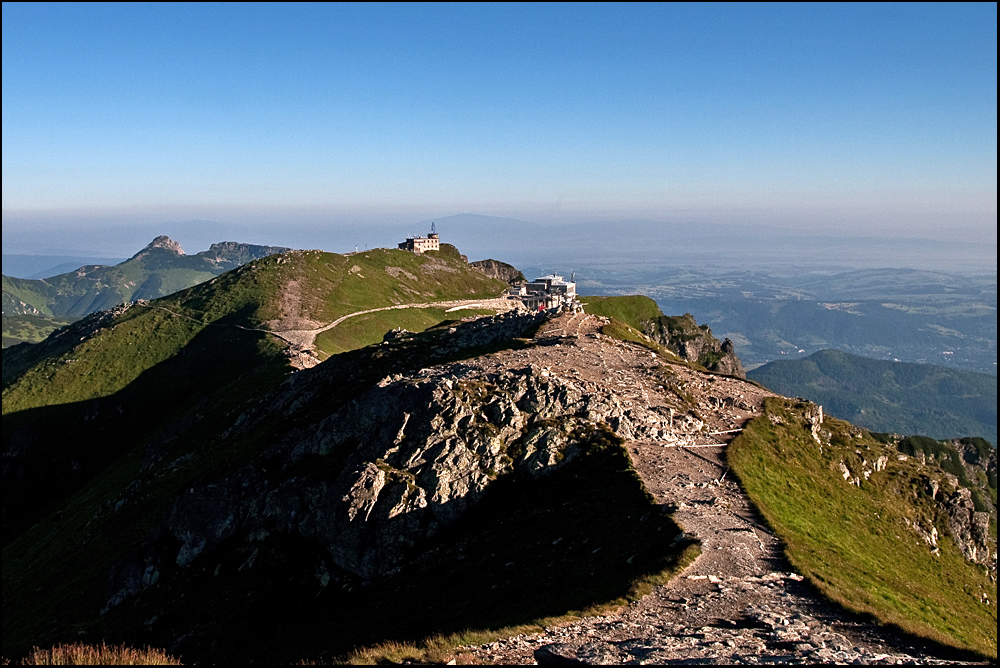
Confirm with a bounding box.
[943,487,993,565]
[821,432,996,572]
[643,313,745,378]
[470,258,526,285]
[892,435,997,568]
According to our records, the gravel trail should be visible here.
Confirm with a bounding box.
[459,313,976,665]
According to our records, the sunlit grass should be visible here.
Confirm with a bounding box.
[729,398,997,658]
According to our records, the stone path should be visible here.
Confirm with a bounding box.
[457,313,975,665]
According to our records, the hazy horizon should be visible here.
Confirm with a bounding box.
[2,212,996,277]
[3,4,996,253]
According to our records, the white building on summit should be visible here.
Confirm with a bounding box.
[509,274,577,311]
[398,223,441,254]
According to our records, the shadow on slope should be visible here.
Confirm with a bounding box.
[2,321,289,544]
[4,311,694,664]
[98,435,688,664]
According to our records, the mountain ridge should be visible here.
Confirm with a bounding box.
[2,236,292,319]
[1,258,995,663]
[1,236,291,347]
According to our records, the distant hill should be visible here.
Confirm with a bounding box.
[748,349,997,446]
[2,236,291,318]
[1,236,290,346]
[3,244,507,413]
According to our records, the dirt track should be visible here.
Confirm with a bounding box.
[271,297,518,349]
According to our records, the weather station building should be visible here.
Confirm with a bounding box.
[398,223,441,254]
[510,274,578,311]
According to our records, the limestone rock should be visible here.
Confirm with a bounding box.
[642,313,745,378]
[104,324,662,608]
[944,487,994,566]
[469,258,526,285]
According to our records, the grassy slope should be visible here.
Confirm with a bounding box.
[2,260,281,414]
[748,349,997,445]
[316,307,496,355]
[729,398,997,658]
[2,260,214,350]
[278,246,507,356]
[1,242,293,344]
[1,257,295,541]
[3,247,505,412]
[578,295,664,330]
[2,260,217,318]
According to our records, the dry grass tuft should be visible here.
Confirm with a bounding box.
[12,643,180,665]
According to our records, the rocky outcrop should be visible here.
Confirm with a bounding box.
[829,433,996,572]
[470,259,526,285]
[104,304,750,611]
[1,293,45,317]
[383,327,409,342]
[950,437,998,489]
[106,365,625,608]
[198,241,291,270]
[107,308,642,609]
[943,487,993,566]
[643,313,745,378]
[136,235,185,256]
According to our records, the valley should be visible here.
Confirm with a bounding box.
[575,266,997,376]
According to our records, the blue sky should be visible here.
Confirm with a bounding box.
[2,2,996,240]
